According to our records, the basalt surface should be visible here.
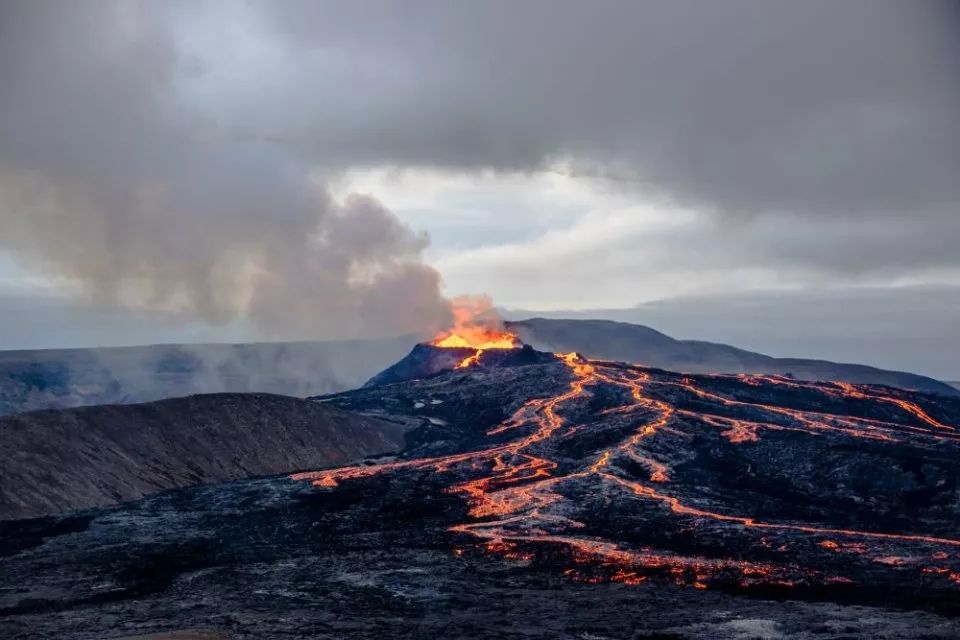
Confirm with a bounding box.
[2,347,960,639]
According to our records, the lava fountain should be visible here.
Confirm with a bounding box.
[431,295,520,366]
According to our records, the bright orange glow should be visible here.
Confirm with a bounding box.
[432,327,519,369]
[433,331,519,350]
[430,294,521,354]
[455,350,485,369]
[293,346,960,592]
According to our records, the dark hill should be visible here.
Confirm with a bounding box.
[0,393,405,520]
[364,342,559,387]
[509,318,957,396]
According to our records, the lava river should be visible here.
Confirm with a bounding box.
[292,348,960,598]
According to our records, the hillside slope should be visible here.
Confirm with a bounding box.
[0,393,406,520]
[509,318,957,396]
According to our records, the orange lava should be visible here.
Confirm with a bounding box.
[833,381,953,431]
[292,349,960,592]
[433,331,519,350]
[455,349,485,369]
[431,294,520,352]
[432,328,519,368]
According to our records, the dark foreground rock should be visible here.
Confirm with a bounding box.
[1,473,959,640]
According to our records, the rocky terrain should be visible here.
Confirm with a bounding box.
[509,318,958,396]
[2,343,959,638]
[0,393,405,520]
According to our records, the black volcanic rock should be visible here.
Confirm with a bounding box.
[4,472,959,639]
[3,354,960,638]
[0,393,406,520]
[364,342,559,387]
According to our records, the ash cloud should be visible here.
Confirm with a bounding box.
[0,1,450,340]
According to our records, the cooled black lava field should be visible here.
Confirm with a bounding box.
[3,345,960,639]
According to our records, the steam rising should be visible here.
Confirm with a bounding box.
[446,295,509,336]
[0,2,451,341]
[0,172,451,339]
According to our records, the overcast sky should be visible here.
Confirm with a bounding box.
[0,1,958,377]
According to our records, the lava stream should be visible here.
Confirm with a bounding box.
[293,350,960,591]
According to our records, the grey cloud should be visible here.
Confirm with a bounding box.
[0,0,958,340]
[658,211,960,277]
[251,0,960,217]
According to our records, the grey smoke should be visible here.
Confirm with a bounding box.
[0,336,418,416]
[0,1,450,340]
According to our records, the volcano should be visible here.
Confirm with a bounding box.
[364,340,558,387]
[2,342,960,638]
[306,343,960,597]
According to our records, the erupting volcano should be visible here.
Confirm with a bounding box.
[431,329,520,351]
[430,295,521,366]
[365,297,535,384]
[431,326,520,368]
[297,342,960,609]
[5,334,960,638]
[0,321,960,639]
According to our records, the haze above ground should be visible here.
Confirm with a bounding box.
[1,284,957,382]
[0,2,957,379]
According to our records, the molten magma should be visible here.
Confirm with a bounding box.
[431,329,519,369]
[430,293,520,352]
[431,327,520,368]
[432,330,519,350]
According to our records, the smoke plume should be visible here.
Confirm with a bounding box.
[446,295,508,334]
[0,1,451,341]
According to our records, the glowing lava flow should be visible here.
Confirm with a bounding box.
[293,352,960,592]
[431,328,520,369]
[833,381,954,431]
[433,332,519,350]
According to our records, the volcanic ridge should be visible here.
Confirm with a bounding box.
[306,338,960,600]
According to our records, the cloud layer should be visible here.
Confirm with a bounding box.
[251,1,960,215]
[0,1,957,348]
